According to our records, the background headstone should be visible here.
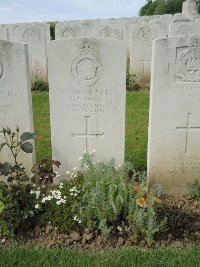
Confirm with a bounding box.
[130,20,168,84]
[55,21,85,39]
[9,23,50,82]
[48,37,126,173]
[0,40,35,173]
[148,35,200,194]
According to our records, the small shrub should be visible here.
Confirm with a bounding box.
[0,127,37,234]
[129,181,167,246]
[31,80,49,92]
[126,73,141,91]
[48,21,58,40]
[188,179,200,202]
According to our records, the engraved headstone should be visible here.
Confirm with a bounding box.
[48,37,126,173]
[130,21,168,83]
[0,40,35,172]
[9,23,50,82]
[148,35,200,194]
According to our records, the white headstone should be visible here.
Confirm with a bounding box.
[148,35,200,194]
[0,40,35,172]
[48,37,126,173]
[130,21,168,81]
[182,0,198,15]
[9,23,50,82]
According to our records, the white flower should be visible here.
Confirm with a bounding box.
[56,174,61,178]
[30,190,34,195]
[74,174,77,178]
[35,204,39,209]
[118,165,121,168]
[117,226,123,232]
[73,167,77,171]
[66,171,70,175]
[92,149,96,153]
[79,157,82,161]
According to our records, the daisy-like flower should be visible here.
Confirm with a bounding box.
[66,171,70,175]
[35,204,39,209]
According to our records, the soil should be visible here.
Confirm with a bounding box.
[1,194,200,250]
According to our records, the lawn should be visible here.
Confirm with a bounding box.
[1,246,200,267]
[32,91,149,171]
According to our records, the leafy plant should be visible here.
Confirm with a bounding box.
[31,159,61,193]
[31,80,49,92]
[0,127,37,234]
[73,153,137,238]
[126,73,141,91]
[0,127,34,184]
[129,181,167,247]
[188,179,200,202]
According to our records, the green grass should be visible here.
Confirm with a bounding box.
[32,93,51,162]
[32,91,149,170]
[1,246,200,267]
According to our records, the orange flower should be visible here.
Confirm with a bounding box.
[133,183,141,193]
[136,197,148,207]
[154,197,161,203]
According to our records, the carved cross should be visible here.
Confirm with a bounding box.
[176,113,200,154]
[72,116,104,152]
[138,53,151,75]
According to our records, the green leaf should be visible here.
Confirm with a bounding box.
[20,132,35,142]
[0,143,6,152]
[0,162,12,176]
[20,142,34,153]
[21,175,29,182]
[0,201,5,215]
[7,176,14,183]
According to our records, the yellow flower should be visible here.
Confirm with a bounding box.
[136,197,148,207]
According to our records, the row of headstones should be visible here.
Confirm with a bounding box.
[1,13,200,82]
[1,33,200,194]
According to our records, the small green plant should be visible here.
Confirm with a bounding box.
[0,127,34,183]
[188,179,200,202]
[48,21,58,40]
[129,182,167,247]
[31,80,49,92]
[73,152,137,238]
[126,73,141,91]
[0,127,37,234]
